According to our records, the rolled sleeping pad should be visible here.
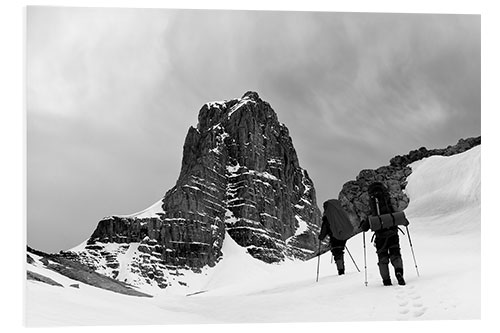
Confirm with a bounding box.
[368,211,409,231]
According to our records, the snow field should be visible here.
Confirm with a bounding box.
[25,146,481,326]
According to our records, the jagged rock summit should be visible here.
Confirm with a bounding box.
[65,91,322,290]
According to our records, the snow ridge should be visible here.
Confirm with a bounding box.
[111,199,164,219]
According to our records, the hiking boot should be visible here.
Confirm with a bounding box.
[383,279,392,286]
[395,272,406,286]
[338,269,345,275]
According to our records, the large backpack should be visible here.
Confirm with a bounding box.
[367,182,409,231]
[323,199,354,240]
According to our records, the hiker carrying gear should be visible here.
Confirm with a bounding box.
[360,182,406,286]
[319,218,346,275]
[319,199,354,275]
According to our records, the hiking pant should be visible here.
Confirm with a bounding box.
[330,237,347,272]
[374,229,403,280]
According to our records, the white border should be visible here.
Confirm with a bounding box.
[2,1,495,333]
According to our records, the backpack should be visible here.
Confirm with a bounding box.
[322,199,354,240]
[367,182,409,231]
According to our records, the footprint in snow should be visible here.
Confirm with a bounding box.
[413,307,427,318]
[395,287,410,320]
[395,285,427,319]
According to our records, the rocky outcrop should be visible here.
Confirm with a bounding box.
[27,270,63,287]
[26,247,152,297]
[67,92,322,290]
[389,137,481,168]
[338,136,481,230]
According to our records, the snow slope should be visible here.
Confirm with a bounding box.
[110,198,164,219]
[25,146,481,326]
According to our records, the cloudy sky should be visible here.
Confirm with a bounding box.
[27,6,480,253]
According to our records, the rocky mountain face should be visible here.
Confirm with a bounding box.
[63,91,321,290]
[338,136,481,231]
[27,247,152,297]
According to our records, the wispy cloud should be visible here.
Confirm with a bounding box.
[27,7,171,121]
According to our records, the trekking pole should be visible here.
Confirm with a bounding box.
[405,226,420,277]
[345,245,360,272]
[316,241,321,282]
[363,232,368,286]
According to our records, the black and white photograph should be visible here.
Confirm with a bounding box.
[14,0,489,329]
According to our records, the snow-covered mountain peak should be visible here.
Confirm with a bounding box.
[61,92,322,292]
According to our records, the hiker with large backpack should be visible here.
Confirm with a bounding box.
[318,199,354,275]
[360,182,408,286]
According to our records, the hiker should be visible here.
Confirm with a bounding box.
[319,218,346,275]
[360,182,406,286]
[318,199,354,275]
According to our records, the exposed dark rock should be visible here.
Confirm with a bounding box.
[27,270,63,287]
[26,247,152,297]
[70,284,80,289]
[338,136,481,230]
[389,137,481,167]
[27,254,35,265]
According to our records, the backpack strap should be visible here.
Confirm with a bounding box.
[390,213,396,227]
[397,226,405,235]
[375,197,381,215]
[383,191,393,214]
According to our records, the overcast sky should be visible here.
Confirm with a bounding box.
[27,7,480,253]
